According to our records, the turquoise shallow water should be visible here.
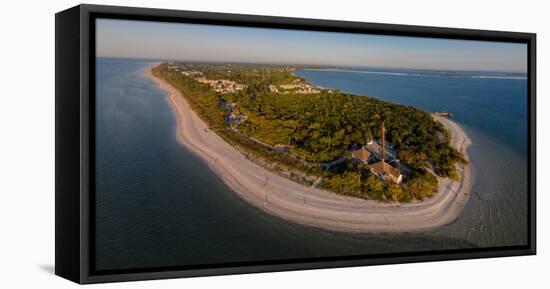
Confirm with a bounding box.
[95,58,528,271]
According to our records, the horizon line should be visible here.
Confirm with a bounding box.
[96,55,528,74]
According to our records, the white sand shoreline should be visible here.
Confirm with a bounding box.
[146,65,473,233]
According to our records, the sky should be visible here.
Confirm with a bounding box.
[96,18,527,72]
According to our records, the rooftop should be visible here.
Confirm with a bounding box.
[370,161,401,180]
[351,147,371,162]
[365,141,395,161]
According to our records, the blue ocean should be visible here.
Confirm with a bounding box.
[297,68,527,154]
[95,58,528,271]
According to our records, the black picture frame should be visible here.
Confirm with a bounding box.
[55,4,537,284]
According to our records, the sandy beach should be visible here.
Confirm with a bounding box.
[146,65,473,233]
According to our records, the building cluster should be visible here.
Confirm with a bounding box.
[167,65,181,71]
[222,101,247,126]
[166,65,246,94]
[180,70,202,77]
[195,77,246,94]
[351,126,404,184]
[268,80,322,95]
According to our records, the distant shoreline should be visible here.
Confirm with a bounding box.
[146,64,473,233]
[302,68,527,80]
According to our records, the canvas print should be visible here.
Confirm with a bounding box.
[94,18,528,272]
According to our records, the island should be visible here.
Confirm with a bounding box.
[146,62,472,232]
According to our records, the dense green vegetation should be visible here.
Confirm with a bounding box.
[152,64,322,180]
[153,62,466,202]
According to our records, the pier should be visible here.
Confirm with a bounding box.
[434,111,453,118]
